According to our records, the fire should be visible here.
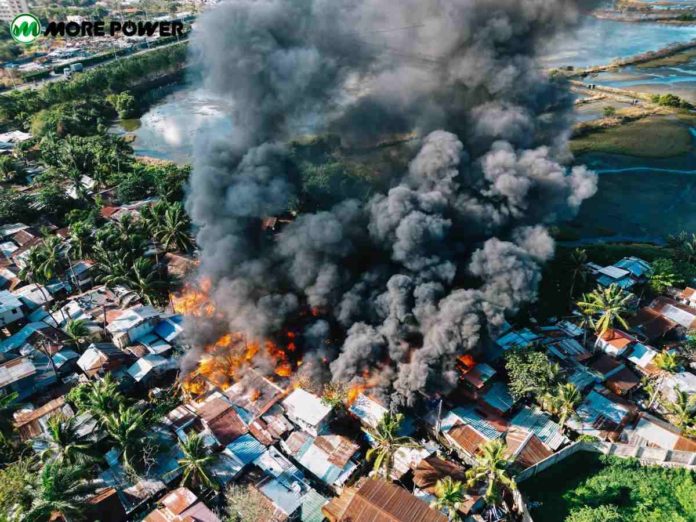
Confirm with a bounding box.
[345,369,381,406]
[172,278,216,317]
[347,383,366,405]
[458,353,476,369]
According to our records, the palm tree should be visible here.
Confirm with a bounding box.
[19,235,64,327]
[122,257,168,305]
[654,352,681,373]
[364,412,419,479]
[541,383,581,429]
[568,248,588,305]
[661,388,696,430]
[74,374,124,418]
[465,440,516,509]
[39,415,98,465]
[668,232,696,264]
[65,319,90,352]
[178,433,218,491]
[153,202,193,253]
[22,462,95,522]
[576,284,633,336]
[101,404,150,470]
[431,476,465,521]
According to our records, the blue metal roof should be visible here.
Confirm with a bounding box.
[224,433,265,466]
[482,381,514,413]
[510,407,566,451]
[443,406,503,441]
[614,257,650,278]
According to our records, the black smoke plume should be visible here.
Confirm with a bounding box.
[184,0,598,406]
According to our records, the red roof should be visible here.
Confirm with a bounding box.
[447,423,488,457]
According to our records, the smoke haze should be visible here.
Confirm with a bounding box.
[185,0,598,406]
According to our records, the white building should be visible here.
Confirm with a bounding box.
[0,0,29,22]
[0,290,24,328]
[282,388,332,436]
[106,305,160,349]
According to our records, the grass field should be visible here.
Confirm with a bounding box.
[570,116,694,158]
[636,48,696,69]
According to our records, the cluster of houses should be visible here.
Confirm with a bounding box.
[3,202,696,522]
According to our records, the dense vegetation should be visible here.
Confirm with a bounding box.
[523,453,696,522]
[0,43,186,130]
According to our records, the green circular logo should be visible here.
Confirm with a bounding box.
[10,13,41,44]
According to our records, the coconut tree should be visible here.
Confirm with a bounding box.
[568,248,588,305]
[65,319,90,352]
[178,433,218,491]
[431,476,465,521]
[576,284,633,336]
[69,374,124,418]
[465,440,516,509]
[39,415,98,465]
[661,388,696,430]
[364,412,419,479]
[541,383,582,429]
[153,202,194,253]
[101,404,150,471]
[22,462,95,522]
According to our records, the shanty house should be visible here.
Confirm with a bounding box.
[567,386,634,441]
[252,446,328,522]
[76,343,133,377]
[0,290,23,328]
[144,487,220,522]
[106,305,160,349]
[322,478,447,522]
[282,431,360,490]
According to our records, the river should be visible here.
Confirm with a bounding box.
[112,14,696,242]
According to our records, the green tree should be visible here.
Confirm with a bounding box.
[602,106,616,118]
[364,412,419,479]
[465,440,516,508]
[67,374,124,418]
[39,415,98,465]
[505,348,561,402]
[661,388,696,431]
[576,284,632,336]
[566,505,623,522]
[0,457,36,518]
[431,476,465,521]
[541,383,581,429]
[106,91,138,119]
[64,319,90,352]
[321,381,348,409]
[148,202,193,253]
[648,258,682,294]
[654,352,681,373]
[101,404,150,471]
[178,433,218,491]
[103,257,167,306]
[0,391,19,443]
[22,462,95,522]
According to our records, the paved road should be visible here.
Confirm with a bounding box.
[4,39,186,94]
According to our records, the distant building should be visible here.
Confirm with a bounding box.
[0,0,29,22]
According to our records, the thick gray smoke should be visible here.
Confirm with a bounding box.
[185,0,598,406]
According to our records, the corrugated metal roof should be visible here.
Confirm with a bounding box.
[510,407,567,451]
[224,433,265,466]
[300,489,328,522]
[442,406,504,441]
[614,257,650,278]
[482,381,514,413]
